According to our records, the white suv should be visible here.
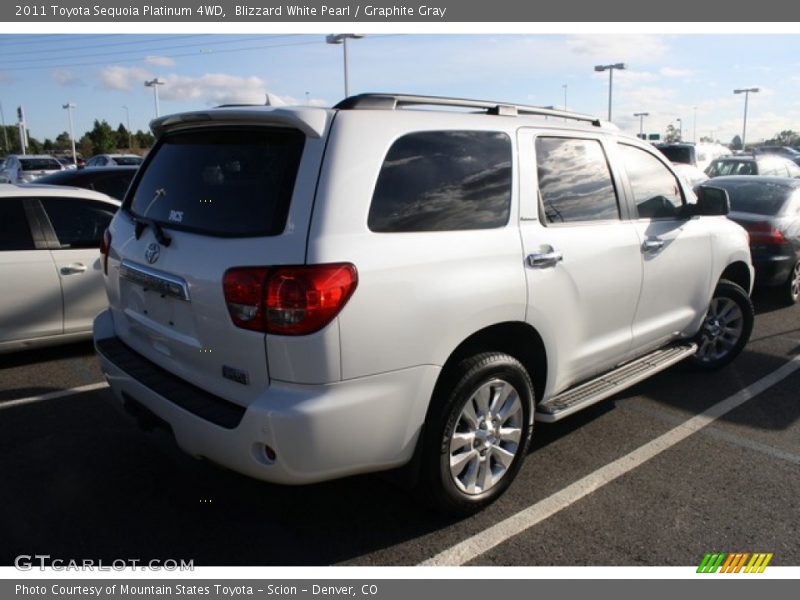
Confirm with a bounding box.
[94,94,754,513]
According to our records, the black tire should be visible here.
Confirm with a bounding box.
[689,279,754,370]
[783,260,800,306]
[419,352,535,515]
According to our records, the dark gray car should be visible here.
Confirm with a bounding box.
[701,176,800,304]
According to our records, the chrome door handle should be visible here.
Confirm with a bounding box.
[527,251,563,269]
[642,238,665,252]
[61,263,87,274]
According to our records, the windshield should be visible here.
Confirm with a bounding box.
[127,127,305,237]
[706,160,756,177]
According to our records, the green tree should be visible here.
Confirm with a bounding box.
[55,131,72,153]
[78,134,93,158]
[664,124,681,143]
[765,130,799,147]
[116,123,131,150]
[134,129,155,149]
[731,135,743,151]
[87,119,117,155]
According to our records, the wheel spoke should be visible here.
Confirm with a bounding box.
[460,401,479,428]
[498,426,522,444]
[463,458,479,493]
[473,386,491,417]
[450,431,474,453]
[492,445,516,469]
[489,382,513,415]
[497,393,522,423]
[450,448,477,474]
[477,457,493,492]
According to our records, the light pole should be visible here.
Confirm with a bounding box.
[122,105,132,150]
[693,106,697,144]
[0,101,9,155]
[633,112,649,140]
[594,63,626,122]
[62,102,77,166]
[676,117,683,142]
[326,34,364,98]
[734,87,759,151]
[562,84,568,111]
[144,78,165,117]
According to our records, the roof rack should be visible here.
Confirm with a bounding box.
[334,93,605,128]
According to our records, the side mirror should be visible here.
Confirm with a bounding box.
[694,186,730,216]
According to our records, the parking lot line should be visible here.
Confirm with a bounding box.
[420,354,800,566]
[621,402,800,466]
[0,382,109,410]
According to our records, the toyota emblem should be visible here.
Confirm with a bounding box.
[145,243,160,264]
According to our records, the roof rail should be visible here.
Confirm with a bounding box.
[334,93,605,128]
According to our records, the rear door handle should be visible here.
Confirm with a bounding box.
[527,251,563,269]
[61,263,87,274]
[642,238,665,252]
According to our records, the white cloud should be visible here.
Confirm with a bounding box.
[659,67,696,78]
[98,65,152,91]
[51,69,82,86]
[566,35,668,63]
[159,73,268,105]
[145,55,175,67]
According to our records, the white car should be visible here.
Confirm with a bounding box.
[0,183,119,352]
[0,155,63,183]
[85,154,143,168]
[94,94,754,513]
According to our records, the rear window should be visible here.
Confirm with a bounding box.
[656,145,695,165]
[127,128,305,237]
[707,160,756,177]
[715,181,795,216]
[113,156,143,166]
[20,158,60,171]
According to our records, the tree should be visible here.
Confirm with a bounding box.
[134,129,155,149]
[55,131,72,153]
[116,123,131,150]
[664,124,681,143]
[87,119,117,155]
[731,135,743,151]
[78,134,93,159]
[764,130,799,147]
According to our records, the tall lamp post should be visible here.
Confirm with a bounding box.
[594,63,626,122]
[326,34,364,98]
[733,87,759,151]
[675,117,683,142]
[62,102,77,166]
[633,112,649,140]
[0,101,9,155]
[144,78,164,118]
[122,105,132,150]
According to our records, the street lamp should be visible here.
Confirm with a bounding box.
[326,34,364,98]
[675,117,683,142]
[733,87,759,151]
[693,106,698,144]
[633,112,649,140]
[144,78,165,118]
[594,63,626,122]
[122,105,132,150]
[62,102,77,166]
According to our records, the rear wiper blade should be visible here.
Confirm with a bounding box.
[132,214,172,246]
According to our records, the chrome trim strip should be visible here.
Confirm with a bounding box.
[119,260,190,302]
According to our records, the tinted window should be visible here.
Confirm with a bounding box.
[113,156,142,166]
[535,137,619,224]
[20,158,60,171]
[0,199,35,251]
[713,181,795,216]
[656,145,695,165]
[127,128,304,237]
[41,197,116,249]
[620,145,684,219]
[92,173,135,200]
[368,131,512,232]
[707,160,756,177]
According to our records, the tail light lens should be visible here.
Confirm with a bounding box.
[743,221,786,246]
[223,264,358,335]
[99,229,112,275]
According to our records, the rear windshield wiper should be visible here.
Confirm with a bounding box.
[132,214,172,246]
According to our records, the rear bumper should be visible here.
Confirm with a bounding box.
[93,309,438,485]
[752,253,795,287]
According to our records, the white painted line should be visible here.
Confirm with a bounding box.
[0,382,110,410]
[622,403,800,466]
[421,354,800,566]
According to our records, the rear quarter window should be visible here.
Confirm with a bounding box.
[126,127,305,237]
[368,130,512,232]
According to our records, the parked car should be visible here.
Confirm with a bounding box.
[0,154,63,183]
[655,142,696,166]
[94,94,754,514]
[754,145,800,166]
[56,156,79,170]
[85,153,143,167]
[36,166,138,201]
[705,154,800,178]
[0,183,119,352]
[700,176,800,304]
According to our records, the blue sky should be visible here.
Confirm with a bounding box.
[1,33,799,146]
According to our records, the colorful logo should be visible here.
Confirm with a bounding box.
[697,552,773,573]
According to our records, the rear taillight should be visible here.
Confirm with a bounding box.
[99,229,111,275]
[223,264,358,335]
[744,221,786,246]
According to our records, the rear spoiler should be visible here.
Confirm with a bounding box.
[150,107,331,139]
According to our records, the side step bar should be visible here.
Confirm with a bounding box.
[535,342,698,422]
